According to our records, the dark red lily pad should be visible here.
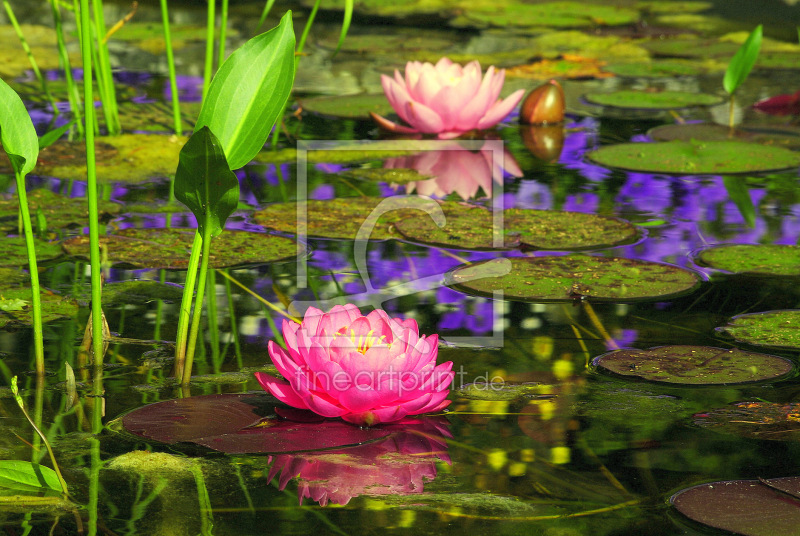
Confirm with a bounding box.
[593,345,793,385]
[694,401,800,441]
[671,476,800,536]
[120,393,391,454]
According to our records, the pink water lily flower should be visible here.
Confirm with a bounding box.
[255,304,454,427]
[371,57,525,139]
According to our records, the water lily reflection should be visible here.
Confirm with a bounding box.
[267,416,451,506]
[383,142,522,200]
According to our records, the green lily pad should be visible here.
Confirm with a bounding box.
[0,24,79,77]
[394,205,639,251]
[301,0,449,18]
[61,228,303,269]
[587,140,800,174]
[603,60,711,78]
[110,22,238,54]
[643,38,740,58]
[636,1,712,13]
[584,90,723,109]
[445,256,701,303]
[343,167,434,185]
[253,197,437,241]
[671,477,800,536]
[456,381,553,401]
[694,402,800,442]
[0,189,120,231]
[94,280,187,306]
[0,236,64,268]
[255,142,427,165]
[4,134,187,184]
[757,52,800,70]
[453,2,640,29]
[717,310,800,351]
[649,124,800,150]
[695,245,800,277]
[0,286,78,328]
[594,345,793,385]
[299,94,395,120]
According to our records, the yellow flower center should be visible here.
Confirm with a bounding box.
[337,329,386,354]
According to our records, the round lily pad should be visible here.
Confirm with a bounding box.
[453,2,640,29]
[394,205,639,251]
[648,123,800,150]
[757,51,800,70]
[717,310,800,351]
[671,477,800,536]
[593,345,793,385]
[0,189,120,231]
[602,60,710,78]
[61,228,304,269]
[694,401,800,442]
[0,286,78,328]
[445,256,702,303]
[643,38,739,58]
[343,167,434,185]
[587,140,800,174]
[12,134,187,183]
[299,94,395,119]
[695,245,800,277]
[0,236,64,268]
[253,197,438,241]
[119,393,391,454]
[583,90,723,109]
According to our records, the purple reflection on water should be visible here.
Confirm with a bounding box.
[559,117,611,182]
[436,287,494,334]
[310,184,335,200]
[616,173,673,215]
[563,192,599,213]
[606,328,638,350]
[777,205,800,244]
[513,179,553,210]
[164,75,204,102]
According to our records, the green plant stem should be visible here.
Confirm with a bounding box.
[79,0,104,379]
[14,172,44,373]
[3,1,57,113]
[182,226,212,385]
[10,377,69,497]
[91,0,120,134]
[202,0,216,103]
[174,232,202,380]
[256,0,277,32]
[217,0,228,68]
[207,269,221,373]
[728,94,735,130]
[296,0,320,63]
[159,0,182,136]
[222,271,242,369]
[49,0,83,137]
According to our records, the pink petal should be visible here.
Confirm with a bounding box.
[477,88,525,129]
[404,101,444,133]
[453,66,497,131]
[370,112,418,134]
[254,372,310,410]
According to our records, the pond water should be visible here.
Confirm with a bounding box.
[2,1,800,535]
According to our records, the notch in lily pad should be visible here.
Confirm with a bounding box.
[593,345,793,385]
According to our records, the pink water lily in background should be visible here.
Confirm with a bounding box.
[255,304,454,427]
[384,141,523,200]
[371,57,525,139]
